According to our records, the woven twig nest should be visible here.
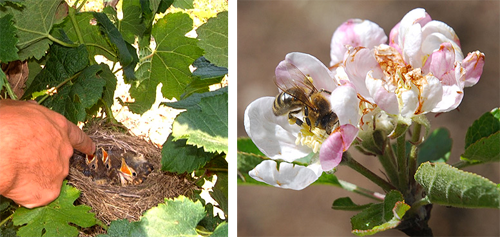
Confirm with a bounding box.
[67,121,195,229]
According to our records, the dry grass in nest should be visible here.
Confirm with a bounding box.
[67,121,196,228]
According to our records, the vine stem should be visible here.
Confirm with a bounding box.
[38,71,82,104]
[1,73,17,100]
[396,134,408,193]
[341,152,395,192]
[0,213,14,227]
[75,0,88,12]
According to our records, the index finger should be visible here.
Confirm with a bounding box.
[65,119,95,155]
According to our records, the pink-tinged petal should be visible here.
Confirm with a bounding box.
[422,42,456,77]
[329,82,360,125]
[462,51,485,87]
[344,46,382,102]
[284,52,336,92]
[365,71,400,115]
[249,160,323,190]
[330,19,387,66]
[421,20,460,48]
[421,33,463,62]
[244,97,311,162]
[400,86,419,118]
[431,84,463,113]
[418,75,443,114]
[389,22,402,53]
[398,8,432,47]
[320,124,358,171]
[402,23,423,67]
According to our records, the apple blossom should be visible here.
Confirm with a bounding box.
[244,52,360,189]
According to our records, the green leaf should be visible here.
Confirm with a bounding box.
[236,151,267,185]
[173,0,193,9]
[103,196,205,236]
[97,63,117,109]
[332,197,373,211]
[0,0,23,7]
[166,86,227,110]
[161,134,215,173]
[210,222,228,237]
[415,162,500,208]
[197,203,223,232]
[465,108,500,149]
[197,11,227,67]
[52,12,116,61]
[12,181,98,237]
[94,12,137,80]
[0,14,19,62]
[351,190,410,236]
[461,132,500,163]
[11,0,63,60]
[171,89,227,153]
[211,171,228,216]
[182,56,227,99]
[120,0,145,44]
[418,127,452,164]
[128,12,203,113]
[237,137,264,156]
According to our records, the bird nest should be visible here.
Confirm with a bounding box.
[66,121,196,234]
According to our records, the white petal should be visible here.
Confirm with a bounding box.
[431,84,463,113]
[419,75,443,113]
[329,82,360,126]
[399,85,419,118]
[421,33,463,62]
[403,23,423,67]
[285,52,337,92]
[365,71,400,115]
[421,20,460,49]
[244,97,312,162]
[344,47,380,102]
[249,160,323,190]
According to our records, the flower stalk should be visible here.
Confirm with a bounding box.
[341,152,395,192]
[396,134,408,192]
[408,123,422,187]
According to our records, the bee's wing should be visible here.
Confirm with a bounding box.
[275,61,316,92]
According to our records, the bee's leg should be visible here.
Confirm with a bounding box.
[304,107,312,131]
[318,89,332,95]
[288,111,304,126]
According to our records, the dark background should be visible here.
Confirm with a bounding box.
[237,1,500,236]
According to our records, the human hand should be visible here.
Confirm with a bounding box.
[0,100,95,208]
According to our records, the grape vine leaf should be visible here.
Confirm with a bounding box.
[415,162,500,208]
[212,170,228,216]
[120,0,145,44]
[127,12,203,113]
[52,12,116,62]
[0,14,19,62]
[351,190,410,236]
[332,197,373,211]
[211,222,228,237]
[12,181,98,237]
[0,0,23,7]
[171,88,228,153]
[102,196,205,236]
[10,0,63,60]
[197,11,228,67]
[182,56,227,99]
[173,0,193,9]
[93,12,138,81]
[461,108,500,164]
[161,134,215,173]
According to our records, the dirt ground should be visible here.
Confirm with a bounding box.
[237,1,500,236]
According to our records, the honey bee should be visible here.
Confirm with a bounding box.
[272,63,339,134]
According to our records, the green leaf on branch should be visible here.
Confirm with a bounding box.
[210,222,228,237]
[173,0,193,9]
[0,0,23,7]
[351,190,410,236]
[12,181,98,237]
[418,127,452,164]
[415,162,500,208]
[128,12,203,113]
[236,151,267,185]
[197,11,228,67]
[161,134,215,173]
[120,0,145,44]
[0,14,18,62]
[182,56,227,99]
[237,137,264,157]
[171,88,228,153]
[211,171,228,217]
[102,196,205,237]
[332,197,373,211]
[52,12,116,61]
[94,12,138,81]
[465,108,500,149]
[9,0,63,60]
